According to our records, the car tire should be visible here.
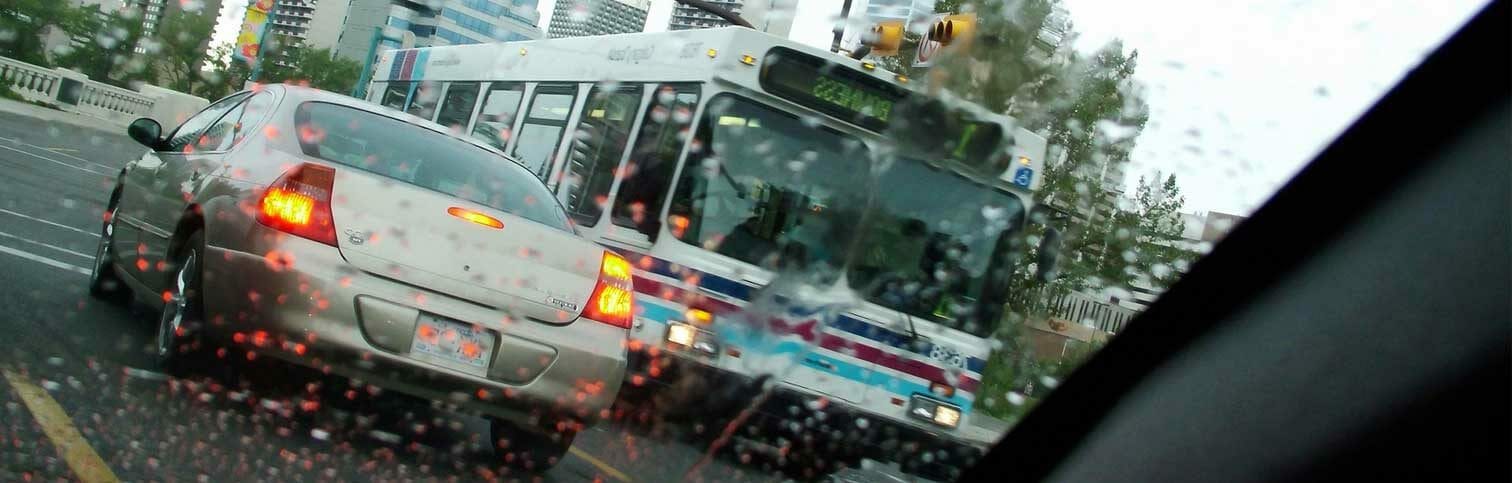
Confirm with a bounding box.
[155,230,205,371]
[88,207,124,301]
[490,414,578,472]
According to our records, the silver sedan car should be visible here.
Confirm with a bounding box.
[88,85,633,470]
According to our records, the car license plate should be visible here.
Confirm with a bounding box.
[408,315,494,377]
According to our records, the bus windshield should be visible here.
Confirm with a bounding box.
[849,158,1026,337]
[668,94,871,270]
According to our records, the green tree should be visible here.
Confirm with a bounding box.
[0,0,92,66]
[202,41,362,99]
[1128,173,1196,290]
[153,11,216,96]
[873,32,922,77]
[198,43,250,99]
[926,0,1058,114]
[259,46,362,93]
[54,7,148,88]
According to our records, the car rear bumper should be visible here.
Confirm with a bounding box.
[199,228,627,426]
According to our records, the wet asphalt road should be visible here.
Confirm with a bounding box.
[0,107,775,483]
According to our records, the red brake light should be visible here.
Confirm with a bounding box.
[257,163,336,246]
[583,252,634,329]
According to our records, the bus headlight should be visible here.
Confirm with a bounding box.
[933,405,961,427]
[666,323,719,356]
[667,323,697,347]
[908,395,962,429]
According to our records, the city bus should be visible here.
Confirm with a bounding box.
[363,26,1049,478]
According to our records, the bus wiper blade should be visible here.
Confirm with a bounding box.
[903,313,921,341]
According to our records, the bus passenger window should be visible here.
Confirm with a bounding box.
[510,85,577,180]
[560,86,643,227]
[471,83,524,150]
[406,81,442,120]
[380,82,411,110]
[434,82,481,132]
[611,84,700,237]
[666,94,870,270]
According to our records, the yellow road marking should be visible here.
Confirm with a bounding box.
[569,445,634,483]
[2,367,120,483]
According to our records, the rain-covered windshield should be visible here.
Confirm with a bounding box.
[0,0,1489,481]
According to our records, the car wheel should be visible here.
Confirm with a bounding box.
[88,207,123,300]
[490,414,578,472]
[156,230,204,371]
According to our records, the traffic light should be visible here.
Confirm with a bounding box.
[929,13,977,46]
[868,20,905,56]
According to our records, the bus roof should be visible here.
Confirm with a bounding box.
[372,27,908,88]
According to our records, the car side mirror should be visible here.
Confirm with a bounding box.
[1036,226,1063,283]
[127,118,163,149]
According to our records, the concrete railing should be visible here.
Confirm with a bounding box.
[0,55,205,129]
[70,79,157,122]
[0,56,63,103]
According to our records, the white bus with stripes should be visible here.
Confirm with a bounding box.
[365,26,1049,477]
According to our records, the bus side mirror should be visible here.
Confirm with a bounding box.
[1036,226,1063,283]
[643,219,661,243]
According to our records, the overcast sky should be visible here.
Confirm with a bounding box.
[1056,0,1486,215]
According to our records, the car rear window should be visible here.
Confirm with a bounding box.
[293,101,571,231]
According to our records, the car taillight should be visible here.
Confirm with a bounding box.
[256,163,337,246]
[583,252,634,329]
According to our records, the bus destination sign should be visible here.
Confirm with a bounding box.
[760,48,908,132]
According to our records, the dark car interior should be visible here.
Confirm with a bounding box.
[962,1,1508,481]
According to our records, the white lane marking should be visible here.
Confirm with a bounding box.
[0,208,97,236]
[0,144,114,177]
[0,230,93,259]
[2,135,119,171]
[0,243,90,275]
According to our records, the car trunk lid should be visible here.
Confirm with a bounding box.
[328,169,603,324]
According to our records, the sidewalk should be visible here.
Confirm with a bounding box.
[0,99,129,135]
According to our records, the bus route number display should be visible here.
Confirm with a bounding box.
[760,48,908,132]
[811,76,894,124]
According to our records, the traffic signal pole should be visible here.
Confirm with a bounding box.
[831,0,853,52]
[351,27,386,99]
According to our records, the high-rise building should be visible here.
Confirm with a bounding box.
[547,0,649,38]
[667,0,794,35]
[123,0,224,53]
[334,0,543,63]
[667,0,742,30]
[265,0,350,52]
[862,0,933,23]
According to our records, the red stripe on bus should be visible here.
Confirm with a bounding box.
[817,334,981,393]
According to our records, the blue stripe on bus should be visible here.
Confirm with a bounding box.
[612,250,987,374]
[637,300,679,328]
[388,51,407,80]
[413,50,429,81]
